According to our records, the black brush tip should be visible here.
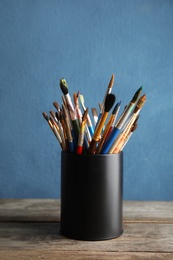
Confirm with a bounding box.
[112,100,121,114]
[131,86,143,103]
[104,93,116,113]
[60,78,68,95]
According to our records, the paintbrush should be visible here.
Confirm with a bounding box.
[100,86,142,154]
[42,112,53,129]
[104,101,121,138]
[76,108,88,154]
[48,114,59,132]
[74,92,83,124]
[79,94,94,136]
[53,101,68,145]
[109,115,138,154]
[119,119,138,152]
[62,104,75,153]
[50,110,66,151]
[55,110,67,145]
[60,78,80,139]
[88,93,116,154]
[96,101,121,154]
[49,116,64,149]
[108,94,146,154]
[101,74,114,111]
[91,108,98,126]
[49,111,59,130]
[53,101,61,112]
[115,86,142,129]
[95,102,104,131]
[42,112,63,149]
[78,94,93,146]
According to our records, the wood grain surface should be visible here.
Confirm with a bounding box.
[0,199,173,259]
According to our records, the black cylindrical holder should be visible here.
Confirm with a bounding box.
[60,151,123,241]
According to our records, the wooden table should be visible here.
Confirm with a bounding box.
[0,199,173,259]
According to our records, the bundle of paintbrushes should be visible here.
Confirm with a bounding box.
[42,74,146,154]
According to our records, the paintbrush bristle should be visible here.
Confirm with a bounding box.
[60,78,68,95]
[42,112,49,121]
[112,101,120,115]
[49,116,55,125]
[108,74,115,89]
[99,102,104,112]
[91,108,98,117]
[82,108,88,122]
[131,86,143,103]
[79,94,84,105]
[50,110,56,119]
[104,94,116,113]
[53,102,60,111]
[132,124,138,132]
[134,94,146,113]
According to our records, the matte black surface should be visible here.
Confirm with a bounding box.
[60,152,123,241]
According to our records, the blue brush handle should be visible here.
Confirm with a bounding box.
[88,125,94,137]
[71,129,77,147]
[100,127,120,154]
[69,141,75,153]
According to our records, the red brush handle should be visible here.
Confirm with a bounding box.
[76,146,83,154]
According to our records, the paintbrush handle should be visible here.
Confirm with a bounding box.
[95,112,102,130]
[76,146,83,154]
[115,103,134,129]
[68,141,75,153]
[88,139,98,154]
[93,112,108,141]
[72,119,80,139]
[96,114,116,153]
[52,126,63,149]
[100,127,120,154]
[85,125,92,143]
[88,125,94,137]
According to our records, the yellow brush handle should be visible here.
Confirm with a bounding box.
[93,112,108,141]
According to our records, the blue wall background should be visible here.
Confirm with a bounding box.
[0,0,173,200]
